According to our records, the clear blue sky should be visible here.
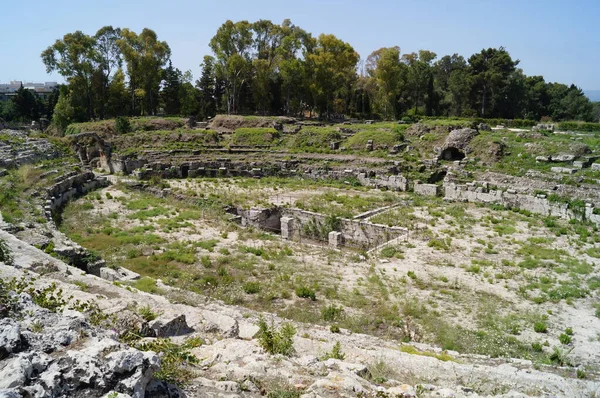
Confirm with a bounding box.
[2,0,599,89]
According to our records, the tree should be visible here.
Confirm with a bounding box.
[41,31,98,119]
[306,34,359,118]
[433,54,468,116]
[252,59,273,114]
[210,20,253,114]
[94,26,122,119]
[402,50,437,115]
[52,86,76,131]
[162,60,182,115]
[367,47,404,119]
[106,68,129,117]
[117,28,171,116]
[196,56,217,119]
[468,47,518,117]
[12,86,40,121]
[179,82,201,117]
[0,99,16,122]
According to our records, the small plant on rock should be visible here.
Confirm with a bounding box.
[295,286,316,301]
[115,116,131,134]
[534,321,548,333]
[559,333,572,345]
[256,316,296,356]
[243,281,261,294]
[138,305,160,322]
[321,304,343,321]
[321,341,345,361]
[135,337,202,386]
[0,238,13,265]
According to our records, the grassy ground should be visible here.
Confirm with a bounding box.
[0,160,76,224]
[58,181,600,369]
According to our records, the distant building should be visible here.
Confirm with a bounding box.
[0,81,58,101]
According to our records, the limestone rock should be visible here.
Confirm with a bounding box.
[149,314,193,337]
[387,384,417,397]
[0,355,32,389]
[551,154,575,162]
[477,123,491,131]
[0,319,23,358]
[238,321,260,340]
[201,311,239,338]
[438,128,479,161]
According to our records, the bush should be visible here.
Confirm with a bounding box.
[138,305,160,321]
[531,342,543,352]
[559,333,572,345]
[321,341,345,360]
[135,337,202,386]
[557,121,600,132]
[295,286,316,301]
[243,281,261,294]
[0,238,13,265]
[565,327,573,336]
[115,116,131,134]
[321,304,343,321]
[534,321,548,333]
[256,316,296,356]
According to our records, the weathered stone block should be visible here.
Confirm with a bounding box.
[149,314,193,337]
[281,217,293,240]
[328,231,343,248]
[550,167,576,174]
[414,183,439,197]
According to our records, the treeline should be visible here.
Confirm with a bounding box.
[0,86,59,123]
[2,20,597,129]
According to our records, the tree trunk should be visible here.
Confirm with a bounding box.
[481,84,487,117]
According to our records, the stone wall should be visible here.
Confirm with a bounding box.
[279,208,408,249]
[126,159,408,192]
[444,181,600,225]
[414,182,440,197]
[45,171,109,217]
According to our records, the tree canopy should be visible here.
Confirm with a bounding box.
[11,19,595,128]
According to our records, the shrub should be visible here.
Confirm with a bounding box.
[243,281,261,294]
[256,316,296,356]
[138,305,160,321]
[321,341,345,360]
[135,337,202,386]
[0,238,13,265]
[115,116,131,134]
[321,304,343,321]
[243,246,264,256]
[565,327,573,336]
[534,321,548,333]
[380,246,402,258]
[559,333,572,345]
[531,342,543,352]
[549,346,572,366]
[7,278,71,312]
[295,286,316,301]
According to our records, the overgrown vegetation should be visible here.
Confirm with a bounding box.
[256,317,296,356]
